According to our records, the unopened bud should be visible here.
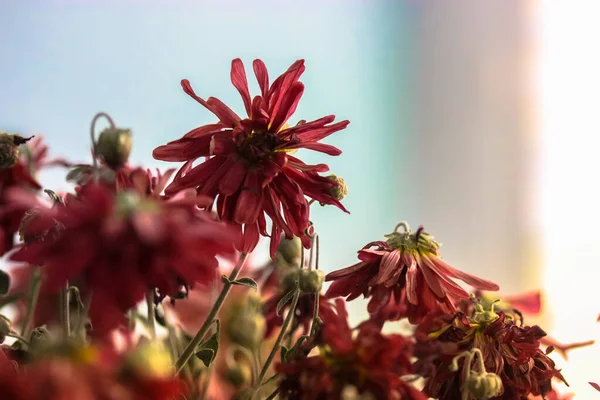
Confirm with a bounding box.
[225,363,252,388]
[0,315,11,343]
[95,127,132,170]
[281,269,299,293]
[298,269,324,293]
[125,343,173,378]
[0,133,32,168]
[29,325,51,351]
[464,372,504,399]
[227,313,266,349]
[325,174,347,201]
[276,236,302,265]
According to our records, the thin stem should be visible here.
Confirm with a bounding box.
[250,289,300,400]
[89,112,115,171]
[75,293,92,341]
[175,252,249,374]
[20,268,42,337]
[315,235,320,270]
[309,292,320,336]
[308,199,316,206]
[265,388,280,400]
[394,221,410,233]
[7,332,29,345]
[60,281,70,339]
[146,289,156,340]
[307,235,315,271]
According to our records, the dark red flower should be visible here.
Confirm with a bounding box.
[9,183,236,334]
[276,299,426,400]
[414,303,567,400]
[0,156,41,256]
[325,223,499,323]
[153,58,349,256]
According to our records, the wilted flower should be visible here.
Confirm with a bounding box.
[414,301,567,399]
[9,183,236,334]
[153,58,349,256]
[276,299,426,400]
[325,223,499,323]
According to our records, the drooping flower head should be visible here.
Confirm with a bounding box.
[153,59,349,256]
[9,182,236,334]
[414,300,567,399]
[325,222,499,323]
[276,299,426,400]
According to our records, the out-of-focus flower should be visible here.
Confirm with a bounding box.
[325,223,499,323]
[276,299,426,400]
[9,183,236,334]
[153,58,349,257]
[0,135,44,256]
[0,343,184,400]
[414,301,567,400]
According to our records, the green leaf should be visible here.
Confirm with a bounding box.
[280,345,289,362]
[195,319,220,367]
[0,271,10,296]
[283,335,309,362]
[231,277,258,290]
[276,288,298,316]
[221,274,231,284]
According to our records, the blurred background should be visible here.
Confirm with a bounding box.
[1,0,599,397]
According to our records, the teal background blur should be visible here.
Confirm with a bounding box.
[0,2,418,304]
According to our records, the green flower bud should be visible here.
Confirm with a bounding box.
[95,127,132,170]
[325,174,347,201]
[276,236,302,265]
[464,372,504,399]
[0,133,32,169]
[298,269,324,293]
[0,315,11,343]
[29,325,51,351]
[227,313,266,349]
[225,363,253,388]
[281,269,299,293]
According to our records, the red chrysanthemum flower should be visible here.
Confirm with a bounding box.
[414,302,567,400]
[325,223,499,323]
[276,299,426,400]
[153,58,349,256]
[9,182,236,334]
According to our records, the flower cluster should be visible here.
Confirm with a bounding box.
[0,58,592,400]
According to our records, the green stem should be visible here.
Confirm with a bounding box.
[60,281,70,339]
[250,289,300,400]
[265,388,280,400]
[7,332,30,345]
[174,252,248,374]
[20,268,42,337]
[146,289,156,340]
[309,292,320,336]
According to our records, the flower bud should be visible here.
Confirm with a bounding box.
[281,269,299,293]
[95,127,132,170]
[0,315,11,343]
[464,372,504,399]
[325,174,347,201]
[29,325,51,351]
[225,363,253,388]
[227,313,266,349]
[0,133,32,169]
[298,269,324,293]
[276,236,302,265]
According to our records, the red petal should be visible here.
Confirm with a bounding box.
[285,142,342,156]
[206,97,241,128]
[231,59,252,117]
[218,159,247,196]
[326,261,368,280]
[430,256,499,291]
[269,82,304,133]
[234,172,262,224]
[165,156,225,195]
[252,59,269,99]
[153,137,210,161]
[405,259,419,305]
[181,79,210,109]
